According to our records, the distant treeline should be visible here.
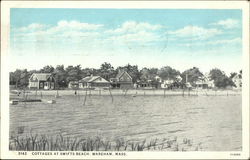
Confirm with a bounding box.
[9,62,242,89]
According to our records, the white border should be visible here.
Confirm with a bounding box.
[1,1,249,159]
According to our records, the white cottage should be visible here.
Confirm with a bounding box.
[29,73,55,90]
[79,75,110,89]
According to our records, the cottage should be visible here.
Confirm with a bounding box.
[207,80,215,88]
[139,82,152,88]
[194,76,214,89]
[79,75,110,89]
[195,80,208,89]
[155,76,162,82]
[68,81,79,89]
[134,79,160,89]
[110,71,133,89]
[135,80,153,89]
[161,79,174,88]
[232,74,242,89]
[155,75,182,89]
[29,73,55,90]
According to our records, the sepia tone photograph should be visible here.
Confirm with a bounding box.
[1,1,249,159]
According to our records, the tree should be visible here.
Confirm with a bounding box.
[54,65,67,88]
[139,67,161,88]
[9,69,30,88]
[181,67,203,85]
[140,67,158,82]
[209,68,235,88]
[158,66,180,80]
[99,62,116,80]
[40,65,54,73]
[140,68,150,82]
[10,70,21,86]
[82,68,99,77]
[65,65,82,83]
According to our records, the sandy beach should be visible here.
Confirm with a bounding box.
[10,88,242,98]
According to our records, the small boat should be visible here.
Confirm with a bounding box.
[47,100,56,104]
[132,92,138,97]
[9,100,18,105]
[10,90,21,95]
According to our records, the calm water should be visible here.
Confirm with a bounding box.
[10,94,242,151]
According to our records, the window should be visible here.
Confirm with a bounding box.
[40,83,43,88]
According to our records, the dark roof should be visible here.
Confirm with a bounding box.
[31,73,52,81]
[232,74,241,79]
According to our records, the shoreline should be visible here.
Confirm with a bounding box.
[10,88,242,97]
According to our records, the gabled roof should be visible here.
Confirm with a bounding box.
[80,76,109,83]
[80,76,99,82]
[30,73,53,81]
[232,74,241,80]
[116,71,124,79]
[116,71,132,80]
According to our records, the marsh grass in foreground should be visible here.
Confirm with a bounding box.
[9,133,203,151]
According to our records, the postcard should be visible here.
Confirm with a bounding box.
[1,1,249,159]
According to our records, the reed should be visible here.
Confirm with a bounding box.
[9,133,202,151]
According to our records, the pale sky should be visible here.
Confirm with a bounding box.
[10,9,242,75]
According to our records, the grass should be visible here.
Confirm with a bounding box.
[9,133,202,151]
